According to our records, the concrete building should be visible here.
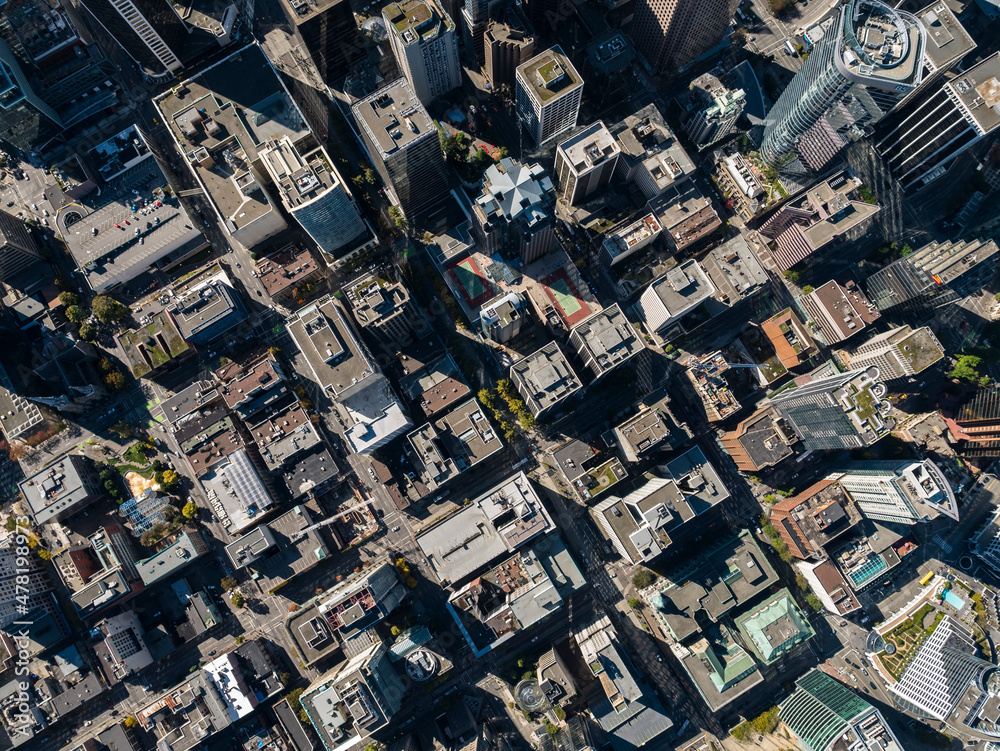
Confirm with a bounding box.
[460,0,503,65]
[865,237,999,317]
[840,326,944,380]
[154,44,311,249]
[346,274,420,346]
[258,136,367,260]
[567,304,643,382]
[510,342,582,418]
[795,278,880,346]
[629,0,733,71]
[136,669,237,750]
[480,292,525,343]
[407,398,503,491]
[277,0,365,85]
[60,127,207,293]
[782,669,905,751]
[769,480,862,561]
[636,261,714,338]
[472,157,555,263]
[761,307,817,370]
[554,122,620,205]
[592,447,729,564]
[300,639,405,750]
[168,264,247,345]
[0,211,42,283]
[416,471,555,586]
[611,104,695,200]
[249,402,322,471]
[484,6,535,90]
[600,213,662,267]
[647,181,721,253]
[135,530,210,586]
[201,449,275,532]
[224,504,329,590]
[0,382,44,443]
[715,153,764,220]
[684,352,741,423]
[765,367,893,451]
[19,455,103,525]
[515,46,584,146]
[316,560,407,640]
[612,393,689,462]
[55,523,142,621]
[255,243,324,301]
[758,171,880,271]
[384,0,460,105]
[353,79,447,216]
[79,0,188,80]
[833,459,958,524]
[720,406,798,472]
[97,611,154,679]
[683,72,746,150]
[217,352,286,420]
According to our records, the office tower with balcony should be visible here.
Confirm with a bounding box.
[760,0,926,170]
[484,5,535,89]
[79,0,188,80]
[629,0,734,71]
[876,52,999,193]
[553,122,620,205]
[515,46,583,145]
[279,0,365,85]
[353,79,447,217]
[384,0,460,105]
[684,72,746,150]
[258,136,367,261]
[765,367,893,451]
[834,459,957,524]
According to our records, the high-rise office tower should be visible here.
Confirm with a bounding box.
[629,0,734,72]
[515,45,583,146]
[554,121,620,205]
[865,237,1000,317]
[258,136,367,261]
[876,52,998,193]
[760,0,926,169]
[0,210,42,282]
[353,79,448,217]
[765,367,893,451]
[384,0,460,105]
[833,459,958,524]
[471,157,555,263]
[461,0,503,65]
[484,5,535,90]
[278,0,366,85]
[781,670,905,751]
[684,72,746,150]
[79,0,188,81]
[840,325,944,380]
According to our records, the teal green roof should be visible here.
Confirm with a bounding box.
[781,670,873,751]
[734,588,814,664]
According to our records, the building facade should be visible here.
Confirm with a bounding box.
[472,157,555,263]
[629,0,734,71]
[0,211,42,282]
[384,0,460,105]
[515,46,584,145]
[554,122,620,205]
[833,459,958,524]
[79,0,187,80]
[279,0,365,85]
[484,6,535,90]
[841,326,944,380]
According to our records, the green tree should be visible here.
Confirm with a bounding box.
[363,167,376,185]
[806,593,823,611]
[124,715,138,729]
[949,355,987,386]
[553,706,566,721]
[78,322,97,341]
[221,575,238,591]
[795,574,809,592]
[497,146,509,159]
[182,501,198,519]
[387,206,407,231]
[231,592,245,608]
[65,305,89,323]
[104,371,126,391]
[160,469,181,491]
[518,412,536,430]
[631,569,656,589]
[286,687,305,712]
[627,598,641,609]
[802,285,814,294]
[59,291,79,307]
[92,295,129,323]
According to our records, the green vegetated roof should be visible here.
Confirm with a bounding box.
[735,588,814,664]
[781,670,872,751]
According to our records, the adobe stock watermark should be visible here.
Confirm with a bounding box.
[9,517,37,740]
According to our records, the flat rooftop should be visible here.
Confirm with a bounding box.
[510,341,582,415]
[569,304,644,378]
[949,52,1000,134]
[557,121,619,174]
[256,244,320,298]
[602,213,662,262]
[915,2,975,72]
[701,235,767,306]
[614,395,687,459]
[286,297,375,398]
[250,402,321,470]
[384,0,452,44]
[680,624,762,712]
[435,398,504,469]
[224,502,328,590]
[353,79,437,159]
[772,479,862,559]
[59,155,205,290]
[117,311,192,378]
[277,0,350,25]
[647,260,714,319]
[155,44,308,234]
[798,278,880,344]
[647,181,720,245]
[259,138,340,211]
[517,45,583,104]
[837,0,924,87]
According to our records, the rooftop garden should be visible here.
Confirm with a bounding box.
[877,602,944,681]
[581,459,626,500]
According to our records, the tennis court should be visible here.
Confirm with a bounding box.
[549,277,582,317]
[449,256,494,308]
[541,268,592,326]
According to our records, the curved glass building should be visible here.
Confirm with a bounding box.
[761,0,925,169]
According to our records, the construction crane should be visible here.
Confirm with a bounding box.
[290,502,371,541]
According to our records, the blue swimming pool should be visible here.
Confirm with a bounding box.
[943,589,966,610]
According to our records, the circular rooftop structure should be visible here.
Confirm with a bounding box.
[515,680,548,712]
[845,0,913,69]
[405,649,439,682]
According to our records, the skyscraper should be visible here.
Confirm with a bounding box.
[629,0,735,71]
[683,72,746,151]
[278,0,365,85]
[484,5,535,90]
[765,367,893,451]
[515,46,583,145]
[353,79,448,217]
[0,210,42,282]
[781,669,905,751]
[384,0,460,105]
[471,157,555,263]
[553,121,620,205]
[760,0,926,169]
[79,0,188,81]
[258,136,367,261]
[833,459,958,524]
[840,325,944,380]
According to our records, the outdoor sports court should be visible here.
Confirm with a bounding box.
[449,256,496,309]
[541,268,592,326]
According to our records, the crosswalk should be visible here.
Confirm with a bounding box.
[933,535,953,554]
